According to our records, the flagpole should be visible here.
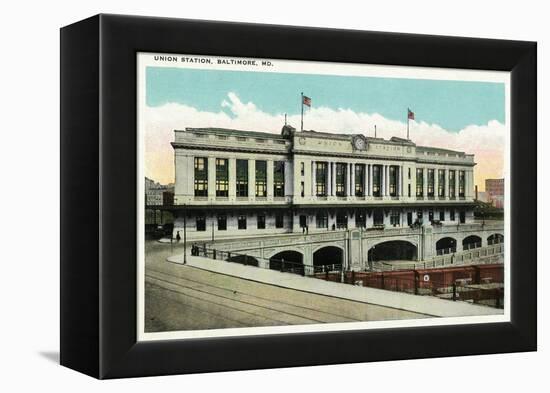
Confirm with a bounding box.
[407,108,410,140]
[301,92,304,132]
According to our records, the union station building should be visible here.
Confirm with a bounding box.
[170,125,479,240]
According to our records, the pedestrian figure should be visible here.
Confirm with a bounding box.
[176,231,181,243]
[302,226,305,234]
[332,223,336,231]
[306,225,309,234]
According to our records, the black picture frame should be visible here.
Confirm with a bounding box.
[60,14,536,379]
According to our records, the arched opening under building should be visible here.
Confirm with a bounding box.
[436,237,457,255]
[487,233,504,245]
[226,254,259,267]
[463,235,482,250]
[313,246,343,271]
[269,250,304,275]
[368,241,417,262]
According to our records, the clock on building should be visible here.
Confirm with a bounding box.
[352,135,367,151]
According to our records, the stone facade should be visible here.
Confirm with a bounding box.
[171,126,478,243]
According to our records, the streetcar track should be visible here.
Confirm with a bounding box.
[145,281,250,328]
[146,274,325,324]
[146,267,362,323]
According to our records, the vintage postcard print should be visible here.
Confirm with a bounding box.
[137,52,510,341]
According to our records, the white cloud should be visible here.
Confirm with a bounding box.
[145,92,505,188]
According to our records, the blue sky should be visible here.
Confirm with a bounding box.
[146,67,505,132]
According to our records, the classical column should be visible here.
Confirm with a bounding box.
[228,158,237,199]
[384,165,390,196]
[382,165,385,196]
[311,160,316,197]
[347,163,353,196]
[248,159,255,200]
[332,162,337,196]
[468,170,474,198]
[363,164,368,197]
[368,164,373,196]
[395,166,400,197]
[327,161,332,196]
[266,159,274,198]
[423,168,428,197]
[284,161,293,196]
[208,156,216,198]
[444,168,449,199]
[434,167,439,198]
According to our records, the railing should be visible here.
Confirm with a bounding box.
[373,243,504,272]
[192,244,322,276]
[436,247,457,255]
[191,245,504,308]
[463,241,482,250]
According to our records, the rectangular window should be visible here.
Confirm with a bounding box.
[336,212,347,229]
[316,212,328,228]
[194,157,208,197]
[335,163,347,197]
[438,169,446,197]
[300,162,304,176]
[273,161,285,197]
[408,167,411,179]
[390,210,400,226]
[354,164,365,197]
[428,210,434,222]
[238,215,247,230]
[427,169,435,197]
[275,213,284,228]
[300,181,305,197]
[215,158,228,197]
[196,215,206,231]
[217,214,227,231]
[416,168,424,197]
[459,210,466,223]
[449,170,456,198]
[450,209,455,221]
[373,165,382,197]
[315,162,328,197]
[255,160,267,197]
[459,170,465,197]
[439,210,445,221]
[408,184,411,197]
[257,215,266,229]
[236,159,248,197]
[373,209,384,226]
[389,166,398,197]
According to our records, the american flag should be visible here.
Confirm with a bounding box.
[408,108,415,120]
[303,95,311,107]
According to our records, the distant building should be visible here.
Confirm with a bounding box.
[476,191,489,203]
[485,178,504,209]
[145,177,174,206]
[145,177,175,225]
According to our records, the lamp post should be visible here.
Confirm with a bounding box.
[183,204,187,264]
[212,216,215,243]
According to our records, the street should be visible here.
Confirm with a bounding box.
[144,241,428,332]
